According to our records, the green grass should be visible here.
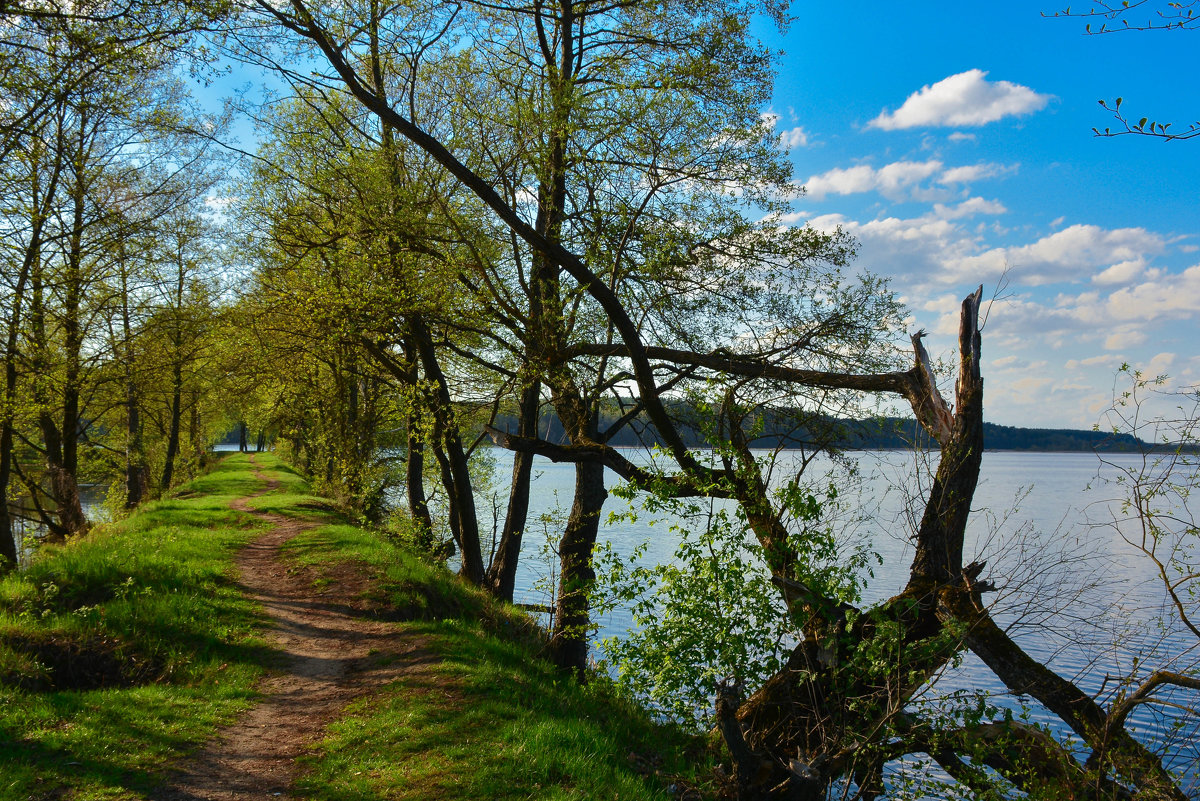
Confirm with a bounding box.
[0,453,272,801]
[278,523,709,801]
[0,451,712,801]
[293,618,708,801]
[238,456,343,522]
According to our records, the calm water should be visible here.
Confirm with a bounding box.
[476,447,1198,789]
[11,484,107,566]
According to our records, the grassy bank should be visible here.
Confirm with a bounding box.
[277,521,708,801]
[0,453,709,800]
[254,459,709,800]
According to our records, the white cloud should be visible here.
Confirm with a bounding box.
[803,160,943,201]
[938,162,1013,184]
[948,224,1167,286]
[869,69,1052,130]
[1066,354,1123,370]
[806,210,1171,297]
[513,187,538,207]
[205,195,237,211]
[948,132,977,142]
[1144,352,1177,377]
[1104,330,1147,349]
[803,159,1015,202]
[1092,259,1148,285]
[1100,264,1200,321]
[790,210,1191,413]
[979,267,1200,350]
[778,126,811,149]
[933,197,1007,220]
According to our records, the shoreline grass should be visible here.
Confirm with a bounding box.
[275,517,709,799]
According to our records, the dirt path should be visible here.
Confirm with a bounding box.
[154,455,436,801]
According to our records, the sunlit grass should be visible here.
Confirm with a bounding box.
[282,524,708,801]
[0,452,712,801]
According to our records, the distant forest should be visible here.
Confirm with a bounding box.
[486,408,1158,453]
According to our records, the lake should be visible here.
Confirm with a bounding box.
[477,447,1198,790]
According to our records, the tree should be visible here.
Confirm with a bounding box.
[1092,367,1200,644]
[0,3,232,561]
[1048,1,1200,140]
[243,0,882,675]
[0,70,66,567]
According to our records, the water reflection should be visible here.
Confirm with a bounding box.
[9,484,107,567]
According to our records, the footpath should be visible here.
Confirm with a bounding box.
[154,454,437,800]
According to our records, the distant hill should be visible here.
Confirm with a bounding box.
[486,409,1156,453]
[832,418,1149,452]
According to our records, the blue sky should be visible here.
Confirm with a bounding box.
[756,3,1198,428]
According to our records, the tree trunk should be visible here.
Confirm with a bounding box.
[238,421,248,453]
[190,387,204,466]
[32,271,76,541]
[550,458,607,676]
[0,425,17,570]
[49,109,90,536]
[0,328,16,567]
[409,317,484,584]
[125,384,148,508]
[728,291,989,801]
[387,336,435,546]
[1,174,44,565]
[119,251,148,509]
[486,377,542,601]
[404,427,434,547]
[160,359,184,494]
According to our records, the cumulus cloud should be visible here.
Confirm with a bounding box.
[1092,259,1151,285]
[938,162,1013,184]
[1099,264,1200,321]
[1104,331,1140,349]
[799,208,1178,326]
[778,126,811,149]
[803,160,943,201]
[1145,352,1177,376]
[1066,354,1124,370]
[789,209,1190,424]
[947,224,1167,286]
[933,197,1007,219]
[802,159,1015,202]
[976,267,1200,352]
[869,69,1052,130]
